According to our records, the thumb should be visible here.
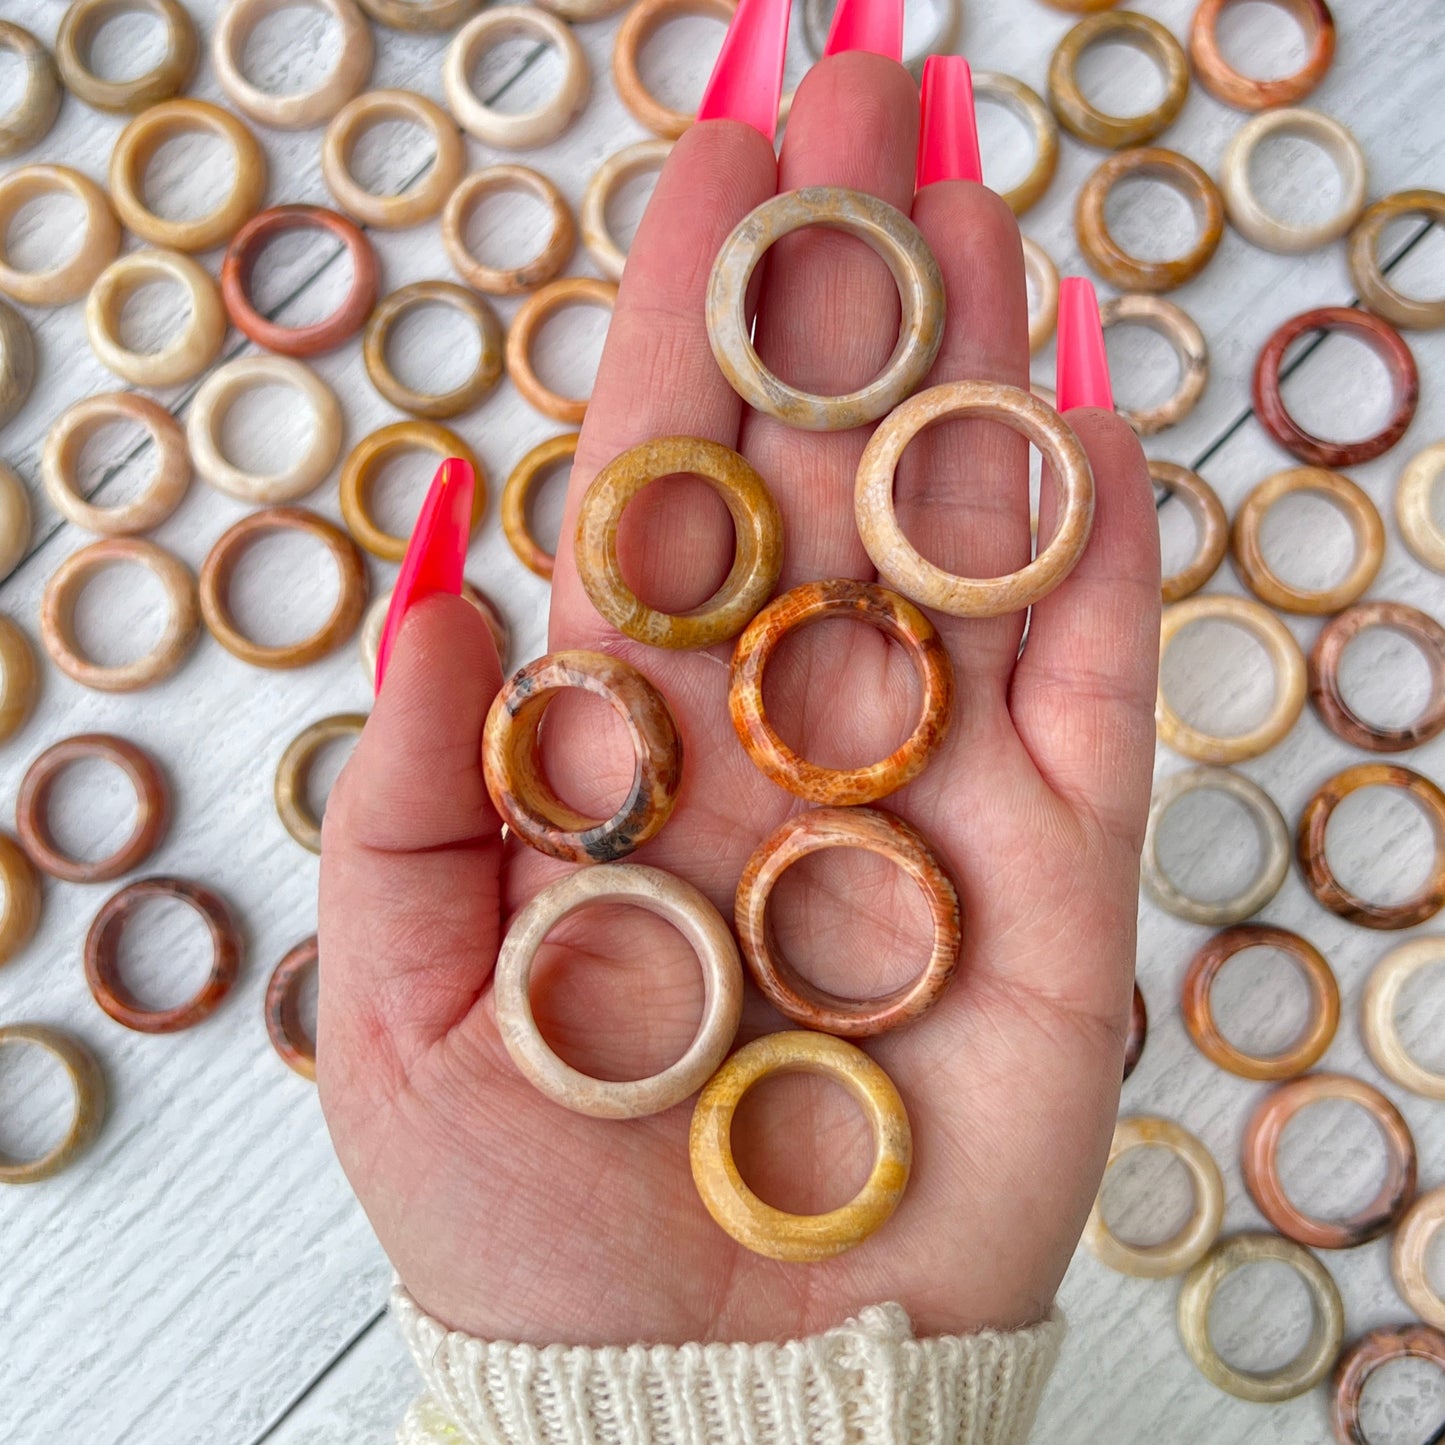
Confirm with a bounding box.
[318,594,504,1082]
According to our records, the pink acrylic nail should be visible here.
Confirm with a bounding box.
[374,456,475,695]
[695,0,792,141]
[917,55,982,190]
[824,0,903,60]
[1055,277,1115,413]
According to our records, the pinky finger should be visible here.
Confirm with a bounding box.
[1008,408,1161,844]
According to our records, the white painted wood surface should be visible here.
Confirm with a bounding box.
[1,1,1443,1442]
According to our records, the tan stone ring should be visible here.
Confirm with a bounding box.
[494,864,743,1119]
[729,580,953,806]
[275,714,367,853]
[576,437,783,649]
[1153,461,1227,603]
[0,23,62,158]
[856,381,1093,617]
[0,1025,105,1184]
[1394,1186,1445,1332]
[707,188,945,432]
[57,0,198,114]
[690,1030,911,1261]
[1362,939,1445,1099]
[735,806,961,1038]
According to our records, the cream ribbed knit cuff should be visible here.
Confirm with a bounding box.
[392,1282,1063,1445]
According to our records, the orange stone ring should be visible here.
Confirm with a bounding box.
[689,1030,912,1261]
[735,806,961,1038]
[856,381,1094,618]
[575,436,783,649]
[729,580,954,806]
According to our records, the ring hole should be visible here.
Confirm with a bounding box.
[755,228,901,398]
[460,181,556,275]
[43,756,140,865]
[226,529,343,647]
[111,895,218,1011]
[535,687,638,824]
[4,188,85,275]
[69,556,171,668]
[1100,1145,1196,1247]
[1277,1096,1394,1223]
[637,13,726,115]
[1324,785,1437,908]
[69,414,158,509]
[769,846,933,1001]
[116,273,193,358]
[1395,959,1445,1075]
[1383,222,1445,307]
[220,381,318,478]
[141,131,236,225]
[1209,945,1316,1058]
[1156,489,1204,581]
[616,471,732,615]
[1155,787,1266,905]
[383,301,484,399]
[1104,319,1181,417]
[349,116,438,199]
[975,96,1035,198]
[1075,35,1168,119]
[763,616,922,773]
[245,226,358,329]
[1208,1260,1316,1374]
[1256,490,1362,594]
[520,450,572,561]
[1278,330,1395,445]
[300,731,359,832]
[365,444,452,540]
[1160,617,1281,738]
[529,902,705,1082]
[1339,626,1436,733]
[529,297,609,404]
[0,1040,76,1166]
[1104,173,1204,264]
[241,2,344,97]
[0,49,25,118]
[1212,1,1310,81]
[603,164,664,257]
[467,33,560,118]
[80,6,167,83]
[1358,1357,1445,1445]
[731,1070,872,1215]
[1246,130,1345,229]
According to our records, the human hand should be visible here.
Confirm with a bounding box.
[318,52,1160,1349]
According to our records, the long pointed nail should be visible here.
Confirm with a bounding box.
[1055,277,1115,413]
[824,0,903,60]
[695,0,792,141]
[374,457,475,695]
[917,55,982,189]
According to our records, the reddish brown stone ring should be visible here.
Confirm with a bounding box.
[1123,983,1146,1081]
[1253,307,1419,468]
[1331,1324,1445,1445]
[1242,1072,1417,1249]
[1181,924,1338,1080]
[728,580,954,805]
[221,205,380,357]
[1309,602,1445,753]
[1190,0,1336,111]
[266,937,318,1080]
[482,650,683,863]
[1297,763,1445,929]
[84,877,241,1034]
[735,806,961,1038]
[17,734,168,883]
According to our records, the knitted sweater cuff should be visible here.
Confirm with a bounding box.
[391,1282,1064,1445]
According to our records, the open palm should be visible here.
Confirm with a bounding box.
[318,53,1160,1350]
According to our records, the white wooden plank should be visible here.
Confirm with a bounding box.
[1,1,1444,1443]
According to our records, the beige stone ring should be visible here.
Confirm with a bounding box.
[493,864,743,1120]
[856,381,1094,617]
[707,187,945,432]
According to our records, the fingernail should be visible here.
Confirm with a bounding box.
[695,0,792,141]
[917,55,982,190]
[824,0,903,60]
[374,457,475,695]
[1055,277,1115,413]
